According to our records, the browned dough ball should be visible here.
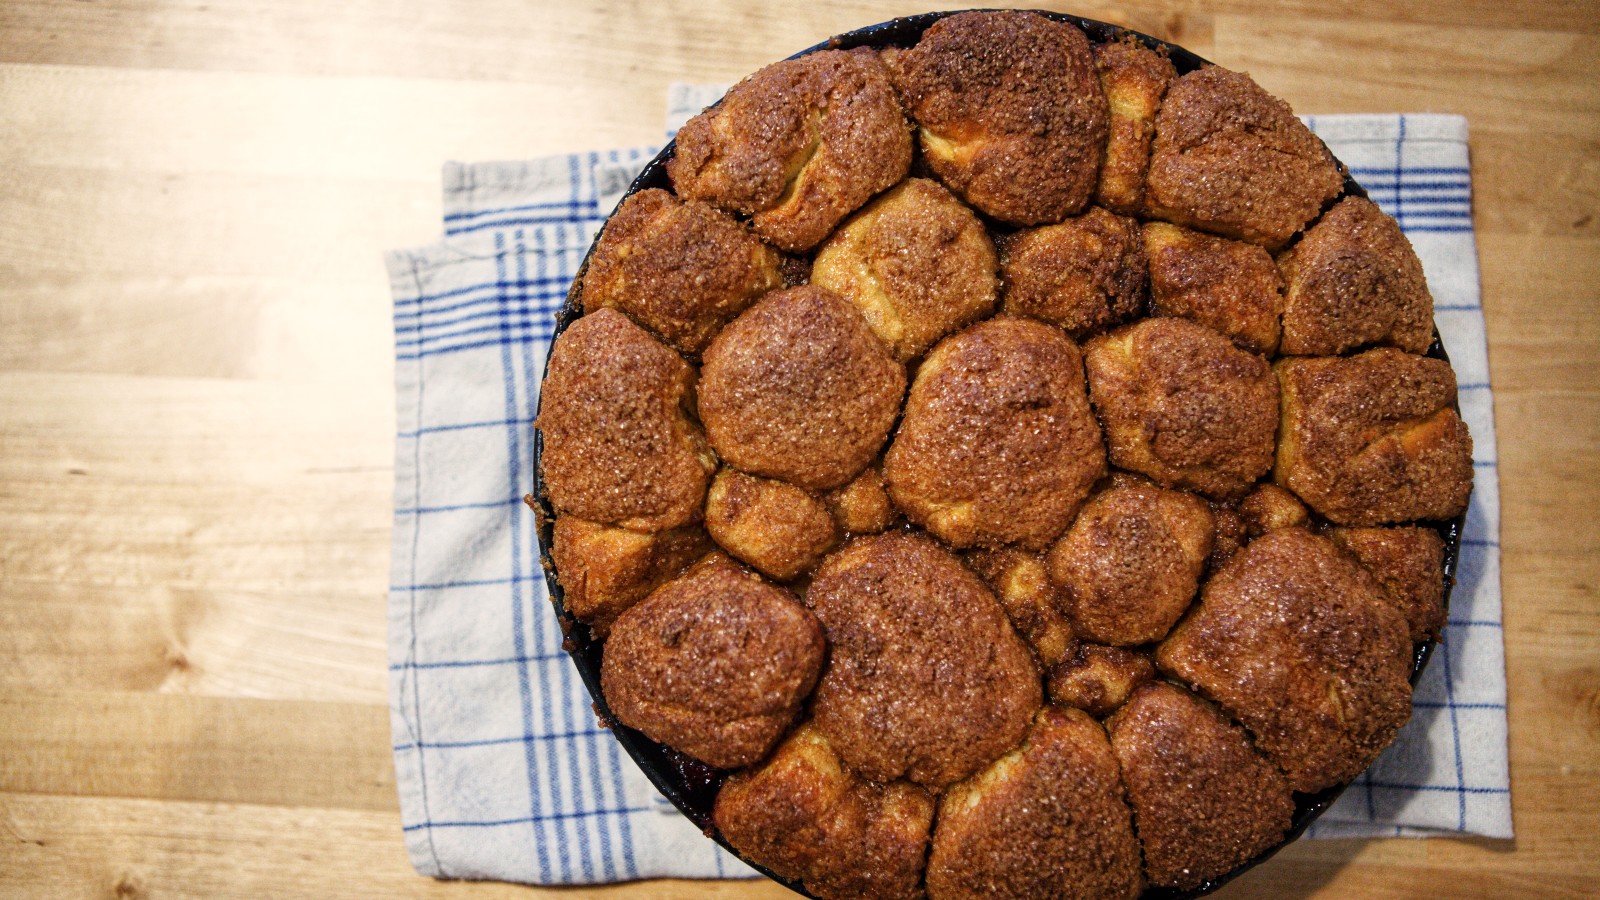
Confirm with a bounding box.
[670,48,912,252]
[1106,682,1295,890]
[966,547,1078,667]
[925,706,1143,900]
[1046,644,1157,718]
[1275,348,1473,525]
[822,463,898,536]
[806,532,1042,789]
[698,286,905,491]
[1143,220,1284,355]
[601,554,824,769]
[704,467,840,581]
[578,188,784,355]
[549,516,711,636]
[885,317,1106,550]
[999,206,1148,339]
[812,177,999,361]
[1084,317,1279,500]
[885,10,1108,225]
[1328,525,1448,642]
[1157,528,1414,792]
[1093,36,1177,216]
[537,308,714,531]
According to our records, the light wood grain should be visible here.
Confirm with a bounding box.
[2,0,1597,897]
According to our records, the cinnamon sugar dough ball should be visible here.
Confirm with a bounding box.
[698,286,905,491]
[1046,644,1156,718]
[1156,527,1414,792]
[1208,502,1249,572]
[578,188,784,356]
[1328,525,1448,642]
[1146,66,1344,249]
[714,723,935,900]
[1106,682,1294,890]
[885,317,1106,551]
[704,467,839,581]
[537,309,714,531]
[812,177,998,361]
[1047,478,1215,646]
[550,517,712,636]
[1084,317,1279,500]
[806,532,1042,789]
[966,547,1077,667]
[601,554,824,769]
[1144,220,1284,355]
[1275,348,1473,524]
[822,463,897,536]
[999,206,1147,339]
[1093,36,1177,216]
[1237,482,1310,536]
[1278,195,1435,356]
[885,10,1108,225]
[669,48,912,252]
[925,706,1143,900]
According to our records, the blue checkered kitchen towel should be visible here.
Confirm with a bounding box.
[384,98,1511,885]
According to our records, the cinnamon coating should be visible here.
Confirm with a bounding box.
[806,532,1042,789]
[966,547,1077,667]
[1156,528,1414,792]
[1047,644,1156,718]
[1275,348,1473,524]
[601,555,825,769]
[1237,483,1310,536]
[1093,37,1177,216]
[579,188,784,355]
[823,463,898,536]
[885,317,1106,550]
[1278,195,1435,355]
[886,11,1108,225]
[1106,682,1294,890]
[705,467,840,581]
[1146,66,1343,248]
[1144,220,1284,354]
[550,517,712,636]
[1328,525,1448,642]
[670,48,912,252]
[1047,479,1215,646]
[699,286,906,491]
[925,706,1143,900]
[1084,317,1279,499]
[537,308,714,531]
[714,723,935,900]
[812,177,999,361]
[999,206,1148,339]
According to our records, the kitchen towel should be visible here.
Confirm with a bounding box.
[384,101,1509,886]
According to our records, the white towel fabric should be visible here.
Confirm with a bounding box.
[383,97,1510,887]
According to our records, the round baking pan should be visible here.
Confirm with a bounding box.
[530,10,1468,898]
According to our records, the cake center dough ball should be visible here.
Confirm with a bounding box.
[697,285,906,491]
[884,316,1107,551]
[804,532,1042,790]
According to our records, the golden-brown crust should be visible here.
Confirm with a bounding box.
[1046,644,1156,717]
[704,467,840,581]
[812,177,999,361]
[1328,525,1448,642]
[550,517,712,636]
[1278,195,1435,356]
[714,723,935,900]
[669,48,912,252]
[1156,528,1414,792]
[1047,479,1215,645]
[806,532,1042,789]
[1144,221,1283,354]
[1275,349,1473,524]
[999,206,1148,339]
[1237,483,1310,536]
[537,309,714,530]
[886,11,1108,225]
[1093,37,1177,216]
[602,555,825,769]
[1084,317,1280,499]
[823,463,898,535]
[1208,503,1248,572]
[925,706,1143,900]
[1146,66,1343,248]
[966,547,1077,667]
[885,317,1106,550]
[1106,682,1294,890]
[579,188,784,355]
[699,286,906,491]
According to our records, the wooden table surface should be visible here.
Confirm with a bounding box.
[2,1,1597,897]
